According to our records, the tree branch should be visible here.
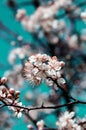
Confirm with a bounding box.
[1,99,86,112]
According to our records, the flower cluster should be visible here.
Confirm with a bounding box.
[56,111,81,130]
[27,111,86,130]
[16,1,67,43]
[23,54,65,86]
[8,45,30,65]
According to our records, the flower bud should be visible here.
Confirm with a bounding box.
[1,77,7,84]
[36,120,44,130]
[15,91,20,95]
[60,61,65,67]
[2,87,7,93]
[15,91,20,99]
[7,94,12,99]
[27,124,33,130]
[9,88,15,94]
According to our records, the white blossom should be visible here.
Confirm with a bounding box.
[23,54,65,86]
[56,111,81,130]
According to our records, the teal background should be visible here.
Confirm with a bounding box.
[0,0,86,130]
[0,1,35,130]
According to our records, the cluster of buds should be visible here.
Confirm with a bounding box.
[23,54,65,87]
[0,78,23,118]
[0,86,20,104]
[6,89,23,118]
[6,88,23,118]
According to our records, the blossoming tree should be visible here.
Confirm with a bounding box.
[0,0,86,130]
